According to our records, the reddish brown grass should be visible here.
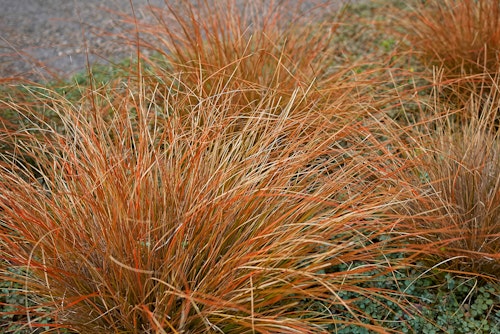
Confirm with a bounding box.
[115,0,374,119]
[395,83,500,280]
[7,1,496,332]
[398,0,500,78]
[0,62,412,333]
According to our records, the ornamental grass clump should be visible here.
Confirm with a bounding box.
[399,85,500,279]
[394,0,500,117]
[122,0,369,116]
[0,62,411,332]
[398,0,500,79]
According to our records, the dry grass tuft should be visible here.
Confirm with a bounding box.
[393,0,500,119]
[398,0,500,78]
[0,61,409,332]
[397,84,500,279]
[116,0,370,119]
[6,0,499,332]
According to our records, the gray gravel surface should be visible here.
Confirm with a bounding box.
[0,0,350,82]
[0,0,165,81]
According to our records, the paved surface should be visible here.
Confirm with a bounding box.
[0,0,349,82]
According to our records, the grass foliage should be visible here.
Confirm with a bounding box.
[399,0,500,78]
[397,84,500,279]
[0,0,499,333]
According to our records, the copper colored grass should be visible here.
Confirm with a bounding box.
[0,1,424,332]
[0,65,413,333]
[390,0,500,114]
[397,84,500,280]
[398,0,500,78]
[115,0,371,117]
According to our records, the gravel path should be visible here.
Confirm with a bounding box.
[0,0,164,81]
[0,0,350,82]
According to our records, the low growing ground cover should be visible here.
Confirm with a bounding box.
[0,0,499,333]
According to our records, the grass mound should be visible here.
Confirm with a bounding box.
[0,0,498,333]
